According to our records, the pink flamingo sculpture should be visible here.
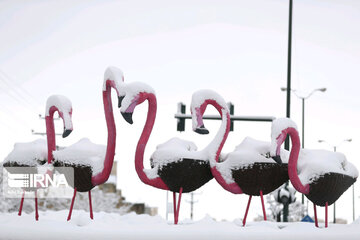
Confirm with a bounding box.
[119,86,218,224]
[52,66,124,220]
[271,118,358,228]
[3,95,73,220]
[191,90,290,226]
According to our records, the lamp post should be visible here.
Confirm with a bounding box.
[318,138,352,223]
[281,87,327,206]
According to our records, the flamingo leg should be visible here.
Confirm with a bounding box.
[313,203,318,228]
[88,191,93,220]
[242,195,252,226]
[18,190,25,216]
[173,191,177,224]
[175,187,183,225]
[67,188,77,221]
[260,190,267,221]
[325,202,328,228]
[34,190,39,221]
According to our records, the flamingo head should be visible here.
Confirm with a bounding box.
[191,106,209,135]
[103,66,126,108]
[270,118,299,164]
[191,89,228,135]
[46,95,73,138]
[119,82,156,124]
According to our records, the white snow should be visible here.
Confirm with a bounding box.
[148,137,208,179]
[270,118,298,156]
[3,139,47,166]
[53,138,107,175]
[119,82,156,113]
[216,137,289,184]
[297,149,359,185]
[190,89,228,131]
[103,66,125,94]
[0,210,359,240]
[45,95,73,130]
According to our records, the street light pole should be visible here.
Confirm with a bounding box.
[318,139,352,224]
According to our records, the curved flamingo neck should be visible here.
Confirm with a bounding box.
[200,100,229,160]
[135,93,168,190]
[201,100,243,194]
[46,106,59,163]
[283,127,310,194]
[91,82,117,186]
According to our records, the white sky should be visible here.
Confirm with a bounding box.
[0,0,359,223]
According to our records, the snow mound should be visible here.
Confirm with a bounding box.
[0,210,359,239]
[216,137,289,184]
[3,139,47,166]
[148,137,208,179]
[297,149,359,184]
[53,138,106,175]
[150,137,208,164]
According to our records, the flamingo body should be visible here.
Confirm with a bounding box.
[232,162,288,196]
[53,162,94,192]
[53,138,107,192]
[155,159,213,193]
[306,172,356,206]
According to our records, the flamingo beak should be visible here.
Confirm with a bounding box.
[195,125,209,135]
[272,155,282,164]
[62,128,72,138]
[121,112,133,124]
[118,96,124,108]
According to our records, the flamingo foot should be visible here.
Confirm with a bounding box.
[18,190,25,216]
[260,190,267,221]
[67,188,77,221]
[89,191,93,220]
[243,195,252,226]
[313,203,319,228]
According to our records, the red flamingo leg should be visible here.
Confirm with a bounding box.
[35,190,39,221]
[67,188,77,221]
[89,191,93,220]
[325,202,328,228]
[173,191,177,224]
[18,190,25,216]
[313,203,318,228]
[175,187,183,225]
[260,190,267,221]
[243,195,252,226]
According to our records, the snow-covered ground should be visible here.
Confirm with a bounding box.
[0,210,359,240]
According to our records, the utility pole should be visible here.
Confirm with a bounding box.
[186,192,199,220]
[283,0,293,223]
[31,114,61,137]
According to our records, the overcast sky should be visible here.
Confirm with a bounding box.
[0,0,359,223]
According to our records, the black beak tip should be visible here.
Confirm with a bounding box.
[272,155,283,164]
[121,112,133,124]
[195,125,209,135]
[62,129,72,138]
[118,96,124,108]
